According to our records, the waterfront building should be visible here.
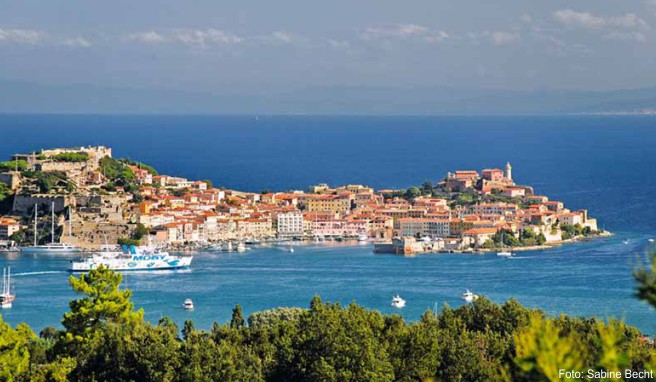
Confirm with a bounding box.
[276,211,304,239]
[237,218,274,239]
[463,227,498,247]
[0,218,20,240]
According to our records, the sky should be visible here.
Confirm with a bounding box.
[0,0,654,95]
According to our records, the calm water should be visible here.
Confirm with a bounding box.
[1,115,656,332]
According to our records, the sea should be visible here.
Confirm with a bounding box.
[1,114,655,333]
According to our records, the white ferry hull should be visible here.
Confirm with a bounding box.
[69,254,192,272]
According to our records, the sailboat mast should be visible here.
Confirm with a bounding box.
[51,202,55,244]
[33,204,37,247]
[68,206,72,238]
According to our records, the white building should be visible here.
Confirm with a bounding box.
[276,211,304,239]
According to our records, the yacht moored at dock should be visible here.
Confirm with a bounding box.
[20,203,81,254]
[68,245,192,272]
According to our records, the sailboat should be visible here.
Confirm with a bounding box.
[496,230,513,257]
[1,267,15,309]
[461,289,479,303]
[21,203,80,254]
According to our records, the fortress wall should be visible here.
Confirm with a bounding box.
[12,194,69,214]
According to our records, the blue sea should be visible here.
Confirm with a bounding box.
[1,115,656,332]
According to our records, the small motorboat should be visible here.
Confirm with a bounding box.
[649,239,655,243]
[391,295,406,309]
[497,251,513,258]
[461,289,479,303]
[237,242,246,253]
[289,247,295,253]
[623,239,630,245]
[357,234,368,242]
[183,298,194,311]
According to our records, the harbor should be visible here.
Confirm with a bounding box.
[0,233,652,333]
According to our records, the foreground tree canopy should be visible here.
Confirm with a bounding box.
[1,257,656,381]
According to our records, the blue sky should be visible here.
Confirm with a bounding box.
[0,0,654,94]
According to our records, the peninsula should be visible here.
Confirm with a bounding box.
[0,146,605,254]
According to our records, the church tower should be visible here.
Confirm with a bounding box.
[505,161,512,181]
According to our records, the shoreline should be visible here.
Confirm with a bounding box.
[444,231,613,254]
[167,231,614,255]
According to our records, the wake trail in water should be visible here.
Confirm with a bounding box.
[12,271,66,276]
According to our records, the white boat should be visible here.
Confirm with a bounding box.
[0,246,19,253]
[461,289,479,303]
[420,236,432,243]
[237,242,246,253]
[68,244,192,272]
[21,242,81,254]
[391,295,406,309]
[357,234,368,242]
[497,251,513,258]
[1,267,15,309]
[20,203,80,254]
[649,239,655,243]
[184,298,194,310]
[289,247,295,253]
[623,240,630,245]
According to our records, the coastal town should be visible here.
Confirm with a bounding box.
[0,146,603,255]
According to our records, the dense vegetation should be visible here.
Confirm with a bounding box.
[120,159,158,176]
[561,224,597,240]
[0,160,27,173]
[2,253,656,381]
[117,223,149,246]
[482,229,547,249]
[48,152,89,163]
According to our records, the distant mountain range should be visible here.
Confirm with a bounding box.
[2,79,656,115]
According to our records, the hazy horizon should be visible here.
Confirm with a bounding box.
[2,0,656,113]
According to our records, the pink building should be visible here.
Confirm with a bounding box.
[482,168,504,182]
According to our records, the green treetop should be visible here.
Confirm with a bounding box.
[62,266,143,338]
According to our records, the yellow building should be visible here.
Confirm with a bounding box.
[306,195,352,213]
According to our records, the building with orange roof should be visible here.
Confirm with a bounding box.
[462,227,498,247]
[0,218,20,240]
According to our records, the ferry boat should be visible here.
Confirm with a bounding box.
[461,289,479,303]
[1,267,15,309]
[391,295,406,309]
[68,245,192,272]
[184,298,194,310]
